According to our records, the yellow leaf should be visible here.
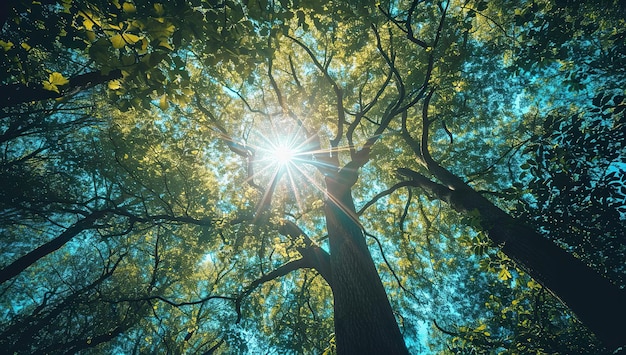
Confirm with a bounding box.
[0,40,14,51]
[80,10,101,31]
[158,39,174,50]
[83,17,95,31]
[139,38,148,53]
[122,2,136,13]
[154,3,164,15]
[498,267,512,281]
[123,33,141,44]
[164,24,175,35]
[484,332,491,336]
[111,33,140,48]
[21,42,31,51]
[86,30,96,41]
[43,81,60,93]
[43,72,69,93]
[48,72,70,86]
[159,95,169,110]
[110,34,125,48]
[133,19,145,27]
[108,23,122,31]
[527,280,540,289]
[108,80,122,90]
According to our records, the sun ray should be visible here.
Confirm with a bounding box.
[225,114,368,225]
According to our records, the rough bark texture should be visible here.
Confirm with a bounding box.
[324,175,409,355]
[398,167,626,350]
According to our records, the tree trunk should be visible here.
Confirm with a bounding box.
[324,176,409,355]
[493,218,625,350]
[398,168,626,350]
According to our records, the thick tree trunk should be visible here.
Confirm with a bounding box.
[489,214,626,350]
[398,168,626,350]
[324,176,408,355]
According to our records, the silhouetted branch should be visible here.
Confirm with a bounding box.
[277,219,332,286]
[357,181,415,215]
[235,258,313,322]
[0,70,122,108]
[365,231,420,301]
[0,210,108,284]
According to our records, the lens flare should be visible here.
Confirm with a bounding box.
[270,143,296,166]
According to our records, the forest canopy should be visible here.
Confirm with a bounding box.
[1,0,625,354]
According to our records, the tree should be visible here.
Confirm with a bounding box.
[2,0,625,353]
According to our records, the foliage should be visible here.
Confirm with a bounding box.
[1,0,624,354]
[517,91,626,286]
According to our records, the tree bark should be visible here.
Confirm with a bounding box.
[398,168,626,350]
[324,174,409,355]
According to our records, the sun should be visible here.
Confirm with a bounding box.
[270,142,296,166]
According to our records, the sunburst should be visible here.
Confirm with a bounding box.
[267,139,298,167]
[226,117,355,219]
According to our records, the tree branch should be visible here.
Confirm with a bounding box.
[0,210,107,284]
[405,0,430,49]
[277,219,332,286]
[357,181,415,216]
[288,34,345,148]
[397,167,626,350]
[0,70,122,108]
[365,231,420,301]
[235,258,314,322]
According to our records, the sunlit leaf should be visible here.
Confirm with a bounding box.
[498,267,512,281]
[158,39,174,50]
[159,94,168,110]
[86,30,96,41]
[108,79,122,90]
[42,72,70,93]
[0,40,14,51]
[154,3,164,15]
[122,2,136,13]
[80,10,101,31]
[110,34,126,48]
[111,33,140,48]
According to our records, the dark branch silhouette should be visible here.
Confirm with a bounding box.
[0,69,122,108]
